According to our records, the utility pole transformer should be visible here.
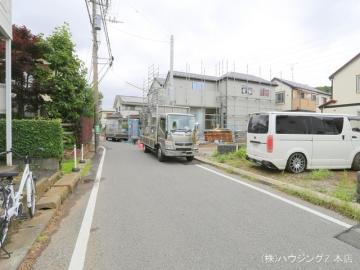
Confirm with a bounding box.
[92,0,99,153]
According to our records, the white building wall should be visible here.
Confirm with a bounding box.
[172,78,218,107]
[332,57,360,104]
[273,80,293,111]
[0,0,12,38]
[323,105,360,116]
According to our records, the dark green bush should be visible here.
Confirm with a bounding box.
[63,133,76,150]
[0,119,63,159]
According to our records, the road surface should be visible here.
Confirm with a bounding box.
[33,141,360,270]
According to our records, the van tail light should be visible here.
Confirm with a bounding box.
[267,135,273,153]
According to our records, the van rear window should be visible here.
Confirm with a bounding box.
[248,114,269,133]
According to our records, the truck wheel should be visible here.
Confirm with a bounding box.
[352,153,360,170]
[286,153,306,173]
[157,148,166,162]
[186,156,194,162]
[144,145,150,153]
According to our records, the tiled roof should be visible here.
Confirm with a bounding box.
[272,78,331,96]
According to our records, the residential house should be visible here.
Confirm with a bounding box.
[113,95,145,118]
[321,52,360,115]
[99,108,115,128]
[271,78,331,112]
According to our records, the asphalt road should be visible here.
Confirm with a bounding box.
[34,141,360,270]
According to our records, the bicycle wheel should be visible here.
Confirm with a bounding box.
[28,178,36,218]
[0,187,10,247]
[0,218,10,247]
[0,187,6,219]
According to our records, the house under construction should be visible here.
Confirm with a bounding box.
[148,70,276,138]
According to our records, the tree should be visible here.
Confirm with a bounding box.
[40,24,94,123]
[0,25,50,118]
[316,86,332,94]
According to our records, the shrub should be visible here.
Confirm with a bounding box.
[0,119,63,159]
[235,147,247,159]
[63,133,76,150]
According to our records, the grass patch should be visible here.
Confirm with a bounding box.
[279,186,360,222]
[331,171,356,202]
[61,158,92,176]
[309,169,332,180]
[61,159,75,174]
[81,160,92,177]
[213,147,247,164]
[35,233,49,244]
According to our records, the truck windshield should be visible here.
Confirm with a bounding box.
[168,115,195,132]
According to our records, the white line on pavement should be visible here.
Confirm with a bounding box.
[68,146,106,270]
[196,164,352,229]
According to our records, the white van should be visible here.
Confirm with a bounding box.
[246,112,360,173]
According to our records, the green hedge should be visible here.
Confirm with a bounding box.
[0,119,63,159]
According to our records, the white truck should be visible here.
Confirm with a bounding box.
[105,113,128,141]
[140,105,199,162]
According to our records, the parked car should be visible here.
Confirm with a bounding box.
[246,112,360,173]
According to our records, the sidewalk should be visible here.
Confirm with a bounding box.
[0,158,91,270]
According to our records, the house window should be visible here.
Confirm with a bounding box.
[321,97,327,104]
[241,86,253,95]
[192,81,205,90]
[357,75,360,93]
[260,88,269,97]
[311,94,316,101]
[300,92,305,99]
[275,92,285,104]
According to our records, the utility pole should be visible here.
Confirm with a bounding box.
[169,34,174,104]
[92,0,99,153]
[5,39,12,166]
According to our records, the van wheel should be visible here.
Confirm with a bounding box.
[186,156,194,162]
[352,153,360,171]
[286,153,306,173]
[157,147,166,162]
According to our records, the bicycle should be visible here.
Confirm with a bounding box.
[0,149,38,258]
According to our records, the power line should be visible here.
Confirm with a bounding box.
[111,26,169,43]
[120,0,170,38]
[99,0,113,65]
[84,0,92,24]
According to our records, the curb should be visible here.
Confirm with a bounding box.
[36,171,62,198]
[37,172,81,210]
[195,156,360,222]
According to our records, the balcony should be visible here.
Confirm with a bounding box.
[292,98,316,112]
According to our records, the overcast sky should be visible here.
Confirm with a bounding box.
[13,0,360,108]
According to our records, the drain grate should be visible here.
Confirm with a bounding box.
[335,224,360,249]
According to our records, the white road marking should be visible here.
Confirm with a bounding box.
[196,164,352,229]
[68,146,106,270]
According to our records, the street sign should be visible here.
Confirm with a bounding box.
[95,124,101,134]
